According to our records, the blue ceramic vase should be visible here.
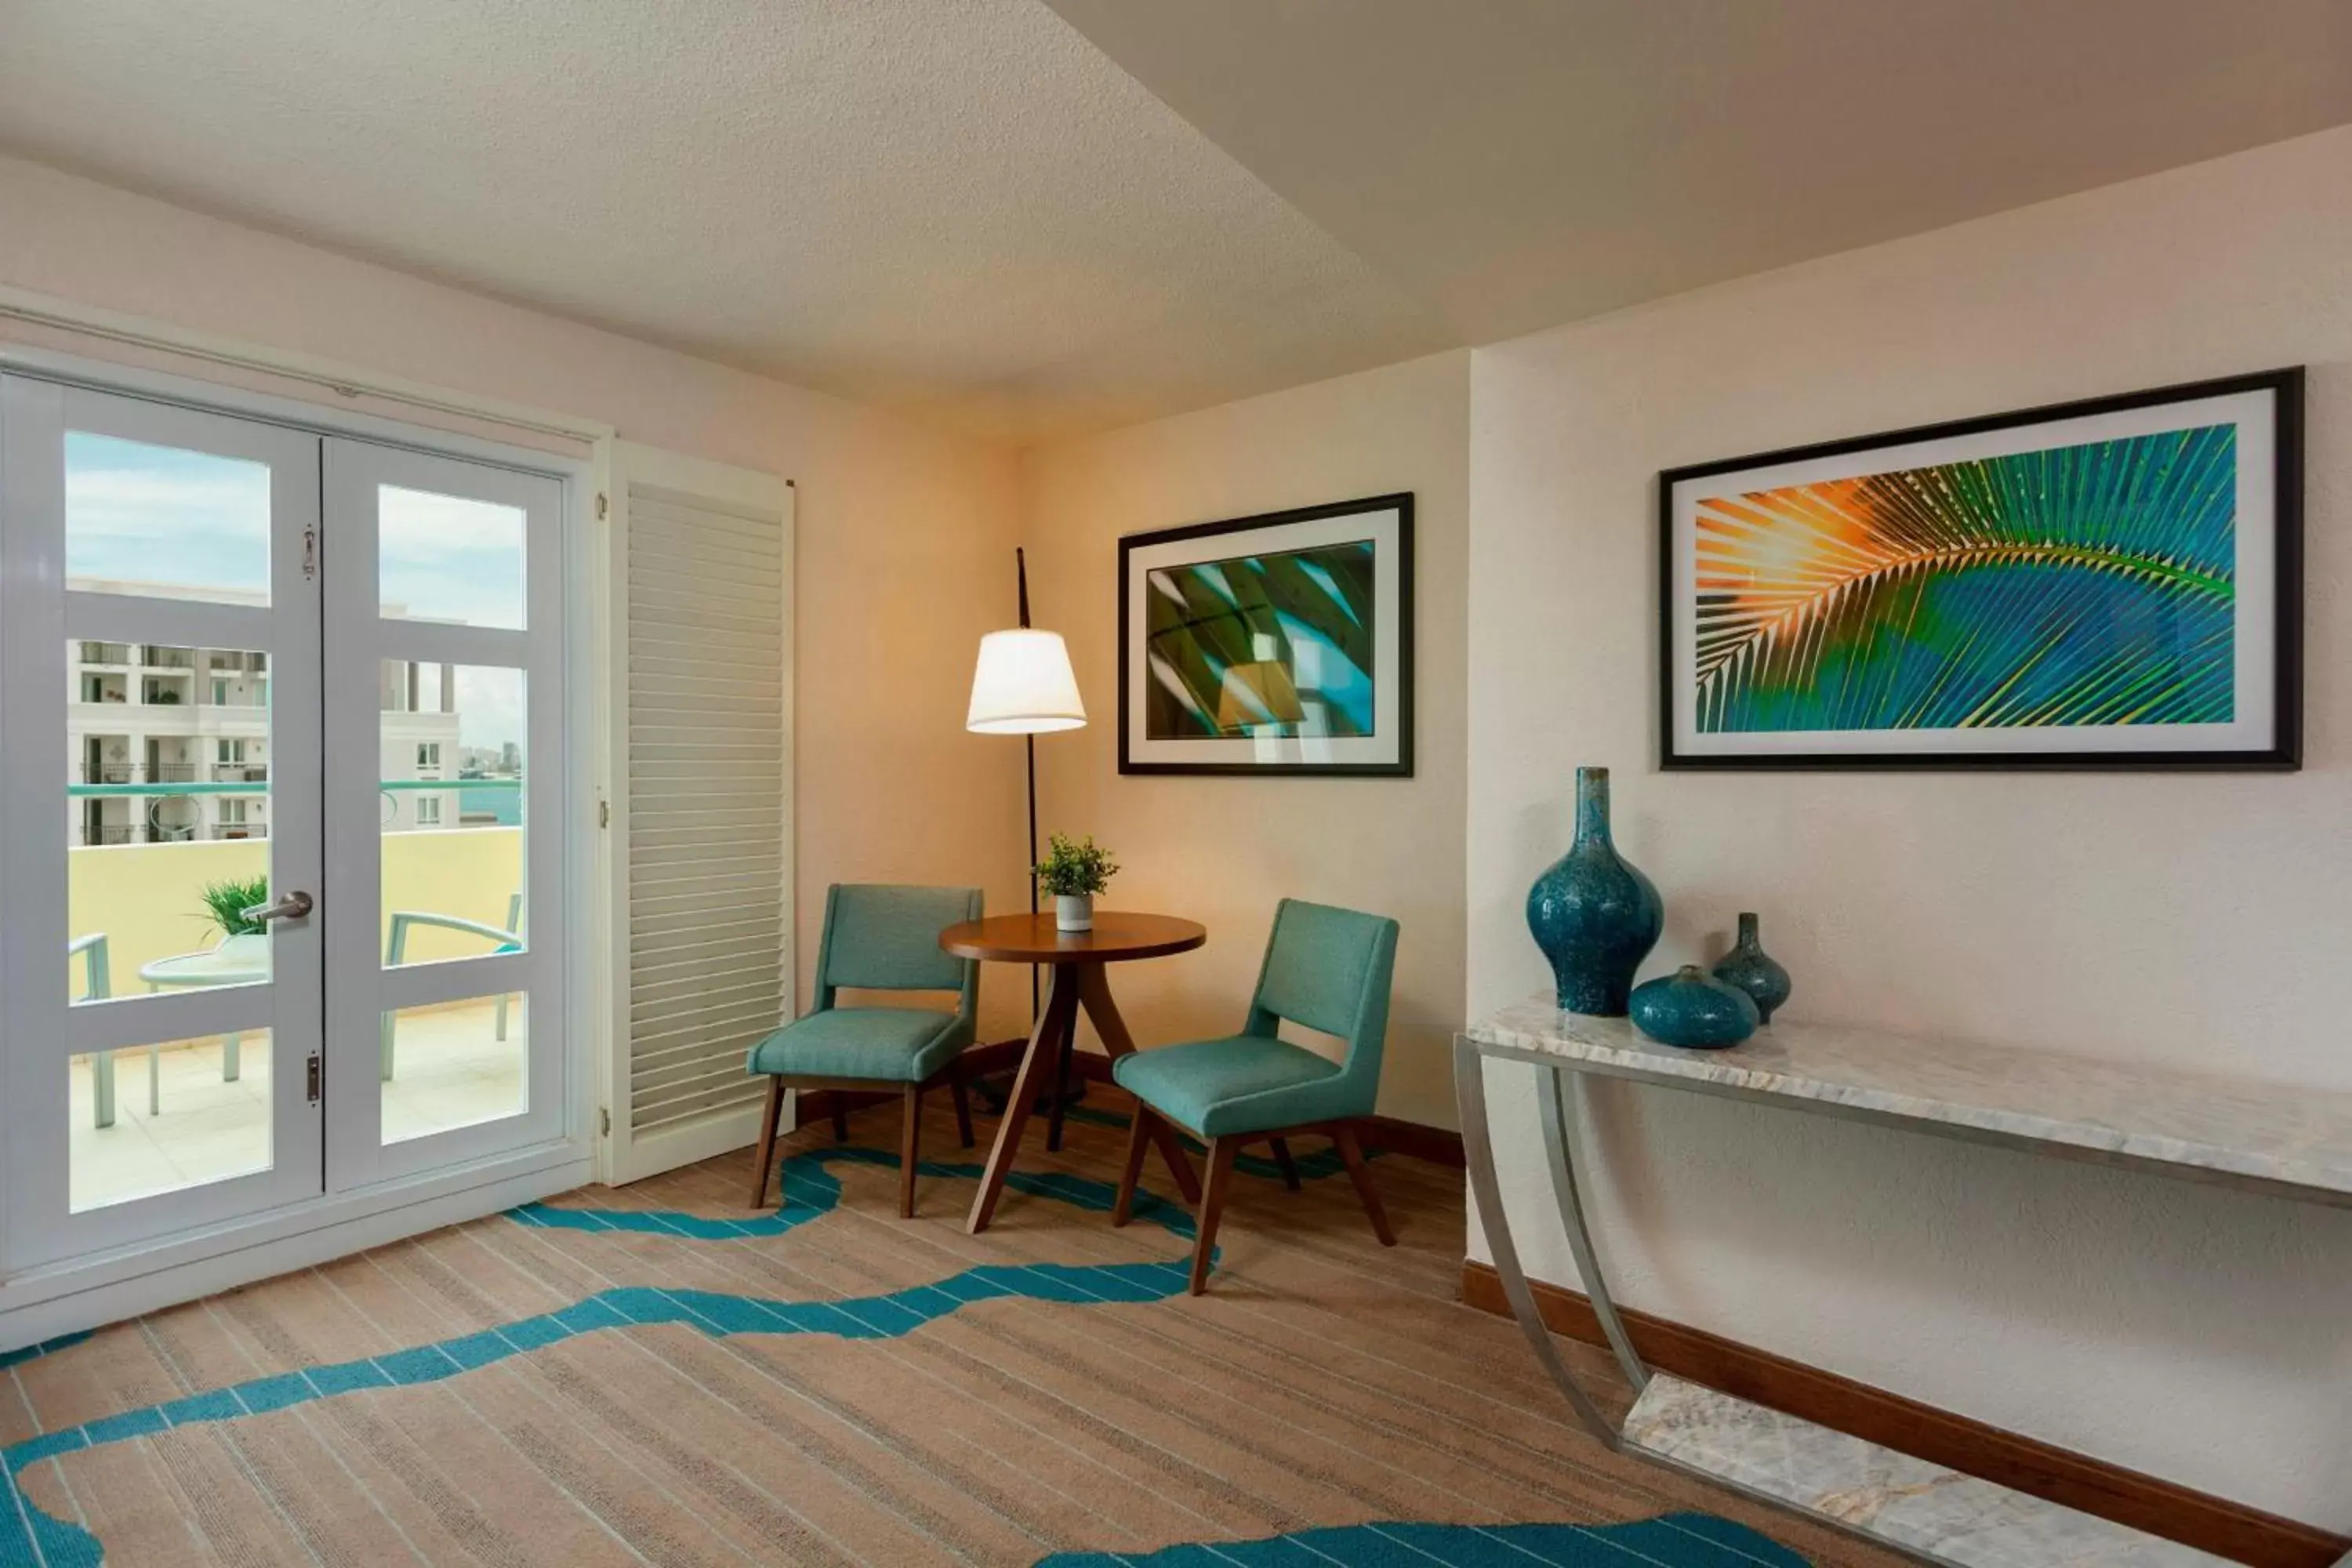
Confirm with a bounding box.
[1711,912,1792,1025]
[1525,767,1663,1015]
[1630,965,1760,1049]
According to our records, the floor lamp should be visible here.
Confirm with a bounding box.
[965,549,1086,1104]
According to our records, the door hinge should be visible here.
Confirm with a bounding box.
[599,799,611,829]
[599,1107,612,1137]
[306,1053,322,1105]
[302,524,318,582]
[597,492,608,521]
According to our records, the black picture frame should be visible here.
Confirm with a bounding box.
[1118,493,1414,777]
[1658,368,2303,771]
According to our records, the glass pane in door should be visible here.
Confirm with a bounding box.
[66,432,271,602]
[379,662,526,967]
[380,995,527,1144]
[69,641,275,1001]
[379,485,524,629]
[70,1033,275,1212]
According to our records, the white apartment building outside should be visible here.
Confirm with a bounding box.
[66,582,465,842]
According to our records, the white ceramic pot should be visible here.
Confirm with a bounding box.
[1054,893,1094,932]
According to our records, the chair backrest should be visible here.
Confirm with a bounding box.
[69,932,111,1002]
[815,884,982,1019]
[1244,898,1399,1102]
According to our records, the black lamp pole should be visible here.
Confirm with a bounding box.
[1016,547,1040,1021]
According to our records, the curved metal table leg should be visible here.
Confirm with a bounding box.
[1454,1036,1621,1446]
[1540,1066,1648,1393]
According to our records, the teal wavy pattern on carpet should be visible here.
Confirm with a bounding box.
[1036,1514,1812,1566]
[0,1146,1198,1567]
[0,1141,1785,1568]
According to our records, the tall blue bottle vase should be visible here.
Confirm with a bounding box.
[1524,767,1663,1015]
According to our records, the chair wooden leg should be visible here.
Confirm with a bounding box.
[1189,1138,1240,1295]
[899,1084,923,1218]
[949,1059,975,1149]
[1332,1123,1395,1247]
[749,1077,786,1209]
[830,1096,851,1142]
[1269,1137,1301,1192]
[1112,1105,1152,1226]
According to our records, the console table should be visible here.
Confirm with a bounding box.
[1456,995,2352,1568]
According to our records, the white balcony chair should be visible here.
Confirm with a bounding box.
[379,892,523,1081]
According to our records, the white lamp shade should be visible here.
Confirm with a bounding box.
[966,628,1087,734]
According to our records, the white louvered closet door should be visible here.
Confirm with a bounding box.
[608,447,793,1184]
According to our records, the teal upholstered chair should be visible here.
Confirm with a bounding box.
[746,884,983,1217]
[1111,898,1399,1293]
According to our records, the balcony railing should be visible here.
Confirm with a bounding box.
[211,764,269,784]
[211,824,268,840]
[140,647,196,669]
[78,825,138,846]
[78,764,202,784]
[78,643,133,666]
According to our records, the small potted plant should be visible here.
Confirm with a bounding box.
[197,874,274,961]
[1035,833,1118,932]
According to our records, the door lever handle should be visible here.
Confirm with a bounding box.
[241,891,314,924]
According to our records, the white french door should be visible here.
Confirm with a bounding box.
[321,439,564,1186]
[2,379,325,1267]
[0,374,568,1272]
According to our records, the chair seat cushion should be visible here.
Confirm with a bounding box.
[1110,1035,1362,1138]
[746,1007,964,1083]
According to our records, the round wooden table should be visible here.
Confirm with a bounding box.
[941,911,1207,1233]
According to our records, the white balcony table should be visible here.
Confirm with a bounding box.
[1457,993,2352,1568]
[101,933,271,1117]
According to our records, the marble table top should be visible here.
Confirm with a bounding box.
[1466,993,2352,1204]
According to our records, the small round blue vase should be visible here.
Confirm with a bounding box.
[1711,912,1792,1025]
[1629,965,1760,1049]
[1525,767,1664,1015]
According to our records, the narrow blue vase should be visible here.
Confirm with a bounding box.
[1711,912,1792,1025]
[1525,767,1664,1015]
[1630,965,1760,1049]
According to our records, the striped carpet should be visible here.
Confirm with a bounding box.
[0,1095,1907,1566]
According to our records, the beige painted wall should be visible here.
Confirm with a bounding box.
[0,154,1033,1046]
[1019,351,1469,1127]
[1466,125,2352,1524]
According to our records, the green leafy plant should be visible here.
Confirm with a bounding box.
[198,874,271,938]
[1033,833,1118,898]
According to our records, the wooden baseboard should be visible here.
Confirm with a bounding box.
[1460,1261,2342,1567]
[1362,1116,1465,1167]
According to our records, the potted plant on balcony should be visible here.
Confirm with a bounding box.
[1035,833,1118,932]
[198,874,274,964]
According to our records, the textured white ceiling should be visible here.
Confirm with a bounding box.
[3,2,2348,445]
[1044,0,2352,347]
[0,0,1451,443]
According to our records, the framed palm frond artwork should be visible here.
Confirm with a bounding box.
[1120,494,1413,776]
[1661,369,2302,770]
